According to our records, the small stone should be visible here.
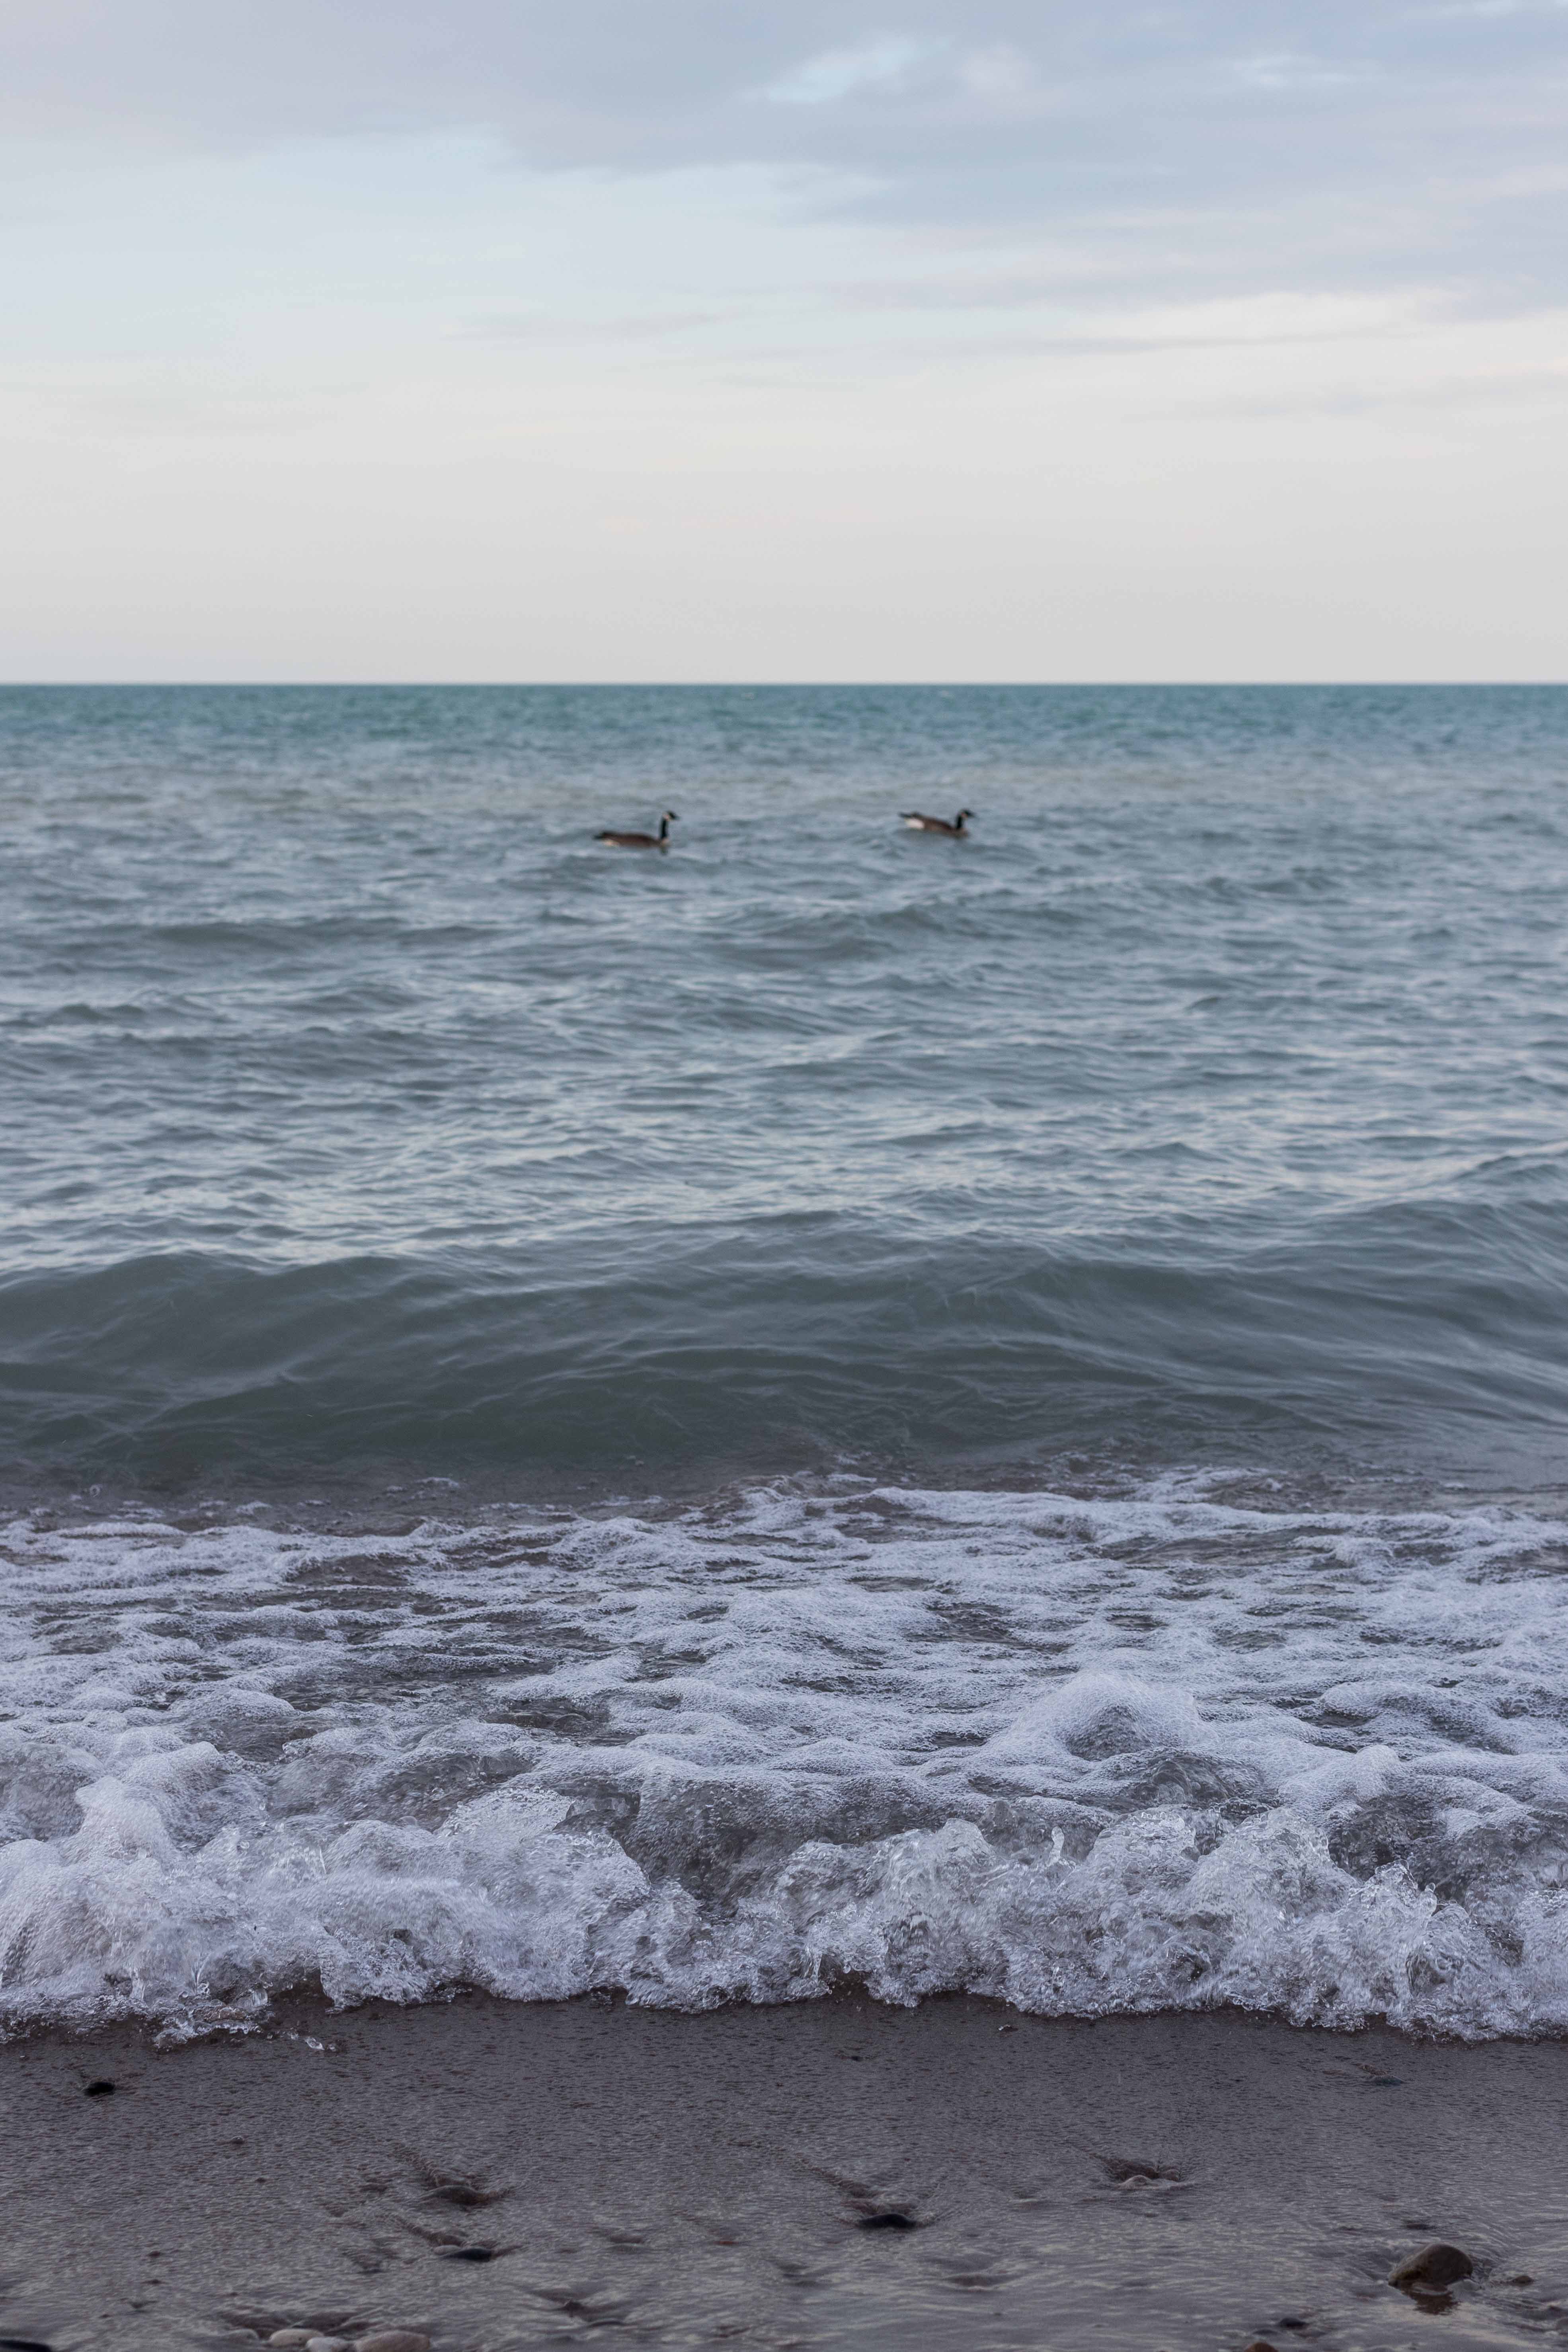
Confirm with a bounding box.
[1243,2342,1280,2351]
[304,2338,350,2352]
[268,2336,316,2348]
[355,2335,431,2352]
[1390,2243,1474,2292]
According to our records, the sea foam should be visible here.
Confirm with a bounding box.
[3,1476,1567,2040]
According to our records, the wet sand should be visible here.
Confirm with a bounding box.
[3,1995,1566,2352]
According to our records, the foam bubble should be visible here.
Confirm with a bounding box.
[3,1477,1568,2039]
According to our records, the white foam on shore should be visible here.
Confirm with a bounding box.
[4,1476,1568,2039]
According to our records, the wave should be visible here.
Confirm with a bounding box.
[5,1186,1568,1487]
[3,1478,1568,2042]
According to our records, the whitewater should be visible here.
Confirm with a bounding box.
[4,1474,1568,2041]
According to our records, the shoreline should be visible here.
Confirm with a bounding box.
[5,1448,1561,1537]
[5,1993,1567,2351]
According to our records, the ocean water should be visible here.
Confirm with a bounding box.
[3,681,1568,2040]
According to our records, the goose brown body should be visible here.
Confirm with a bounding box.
[597,810,678,848]
[900,809,974,836]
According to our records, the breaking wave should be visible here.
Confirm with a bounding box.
[4,1476,1568,2041]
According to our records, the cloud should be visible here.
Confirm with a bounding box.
[2,1,1566,318]
[957,43,1044,106]
[461,309,723,343]
[1228,51,1371,89]
[1417,0,1568,16]
[1190,360,1568,416]
[760,37,948,106]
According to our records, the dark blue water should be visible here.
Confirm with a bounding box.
[3,682,1565,1496]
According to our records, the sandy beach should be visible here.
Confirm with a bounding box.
[4,1995,1566,2352]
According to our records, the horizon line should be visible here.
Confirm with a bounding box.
[2,678,1565,692]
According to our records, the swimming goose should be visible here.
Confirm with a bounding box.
[900,808,974,836]
[597,810,678,849]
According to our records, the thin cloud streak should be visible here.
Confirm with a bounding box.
[461,310,725,344]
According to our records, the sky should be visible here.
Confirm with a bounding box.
[3,1,1566,681]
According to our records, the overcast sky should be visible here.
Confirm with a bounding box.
[4,1,1566,679]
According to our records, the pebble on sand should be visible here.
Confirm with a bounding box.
[1242,2341,1280,2351]
[265,2329,429,2352]
[1389,2243,1474,2291]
